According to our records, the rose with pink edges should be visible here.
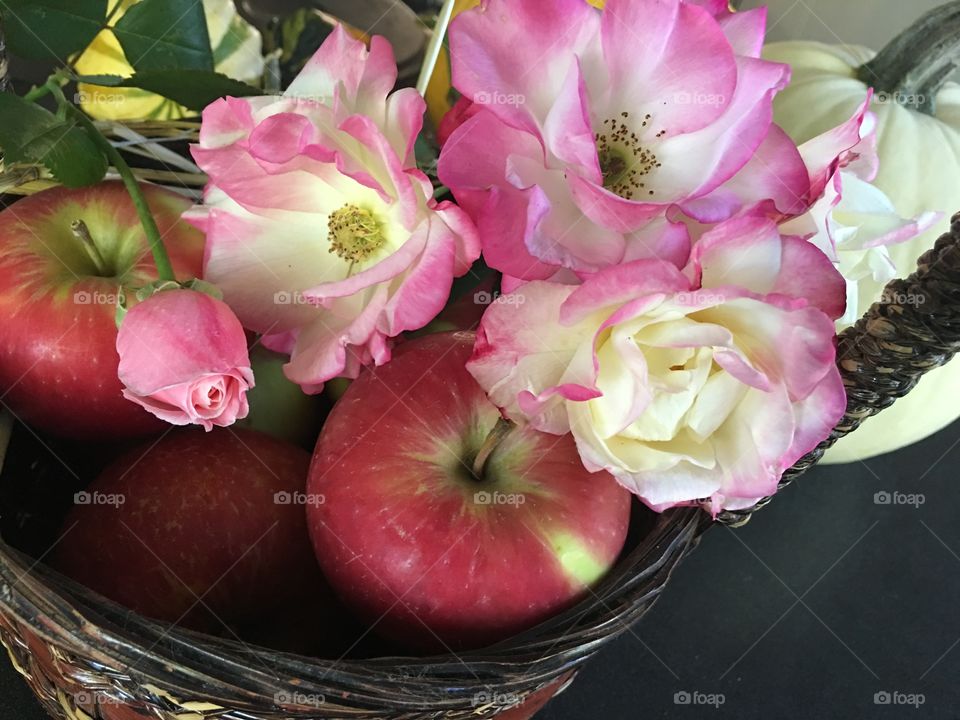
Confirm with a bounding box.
[437,0,809,285]
[778,99,941,327]
[467,218,847,514]
[187,26,480,393]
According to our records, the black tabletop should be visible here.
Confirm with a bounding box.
[2,417,959,719]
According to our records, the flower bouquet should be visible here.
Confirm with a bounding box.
[0,0,959,718]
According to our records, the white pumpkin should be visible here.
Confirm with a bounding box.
[764,18,960,463]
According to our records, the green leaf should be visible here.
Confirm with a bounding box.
[135,280,182,303]
[125,70,262,110]
[112,0,213,72]
[78,69,263,111]
[114,297,128,328]
[74,73,127,86]
[185,278,223,300]
[1,0,108,61]
[0,94,107,187]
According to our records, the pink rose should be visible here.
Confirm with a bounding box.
[117,289,254,430]
[467,217,847,514]
[438,0,803,282]
[186,26,479,393]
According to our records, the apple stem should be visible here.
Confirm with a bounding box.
[71,220,109,276]
[71,108,176,282]
[41,79,176,283]
[472,417,515,481]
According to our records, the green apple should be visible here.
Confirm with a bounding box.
[237,346,328,448]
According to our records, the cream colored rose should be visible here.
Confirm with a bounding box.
[468,217,847,514]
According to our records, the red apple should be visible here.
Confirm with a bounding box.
[0,182,205,439]
[307,332,631,651]
[52,428,329,635]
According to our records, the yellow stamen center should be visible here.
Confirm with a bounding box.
[327,205,386,262]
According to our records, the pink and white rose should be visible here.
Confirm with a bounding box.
[781,105,941,326]
[438,0,802,282]
[187,26,480,392]
[117,289,254,430]
[467,217,847,514]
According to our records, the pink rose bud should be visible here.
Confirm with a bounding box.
[117,289,254,430]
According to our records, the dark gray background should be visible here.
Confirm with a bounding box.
[3,417,959,718]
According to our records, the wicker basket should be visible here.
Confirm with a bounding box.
[0,219,956,718]
[3,9,960,719]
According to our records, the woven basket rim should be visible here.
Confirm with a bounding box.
[0,500,704,712]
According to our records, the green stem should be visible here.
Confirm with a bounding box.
[46,81,176,282]
[857,0,960,116]
[23,85,52,103]
[24,72,67,103]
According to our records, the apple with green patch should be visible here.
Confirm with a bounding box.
[238,345,328,448]
[0,182,205,438]
[307,331,631,650]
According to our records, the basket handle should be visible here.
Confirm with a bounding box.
[718,212,960,525]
